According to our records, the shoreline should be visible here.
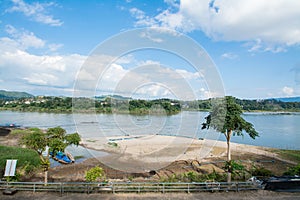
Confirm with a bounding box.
[80,134,297,172]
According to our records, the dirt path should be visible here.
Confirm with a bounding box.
[2,190,300,200]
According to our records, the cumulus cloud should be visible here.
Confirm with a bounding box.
[0,27,85,93]
[75,55,204,99]
[0,26,207,98]
[6,0,63,26]
[5,25,45,49]
[131,0,300,52]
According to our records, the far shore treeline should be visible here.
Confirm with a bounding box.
[0,92,300,114]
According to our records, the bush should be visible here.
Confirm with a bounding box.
[85,166,105,182]
[161,171,226,183]
[283,164,300,176]
[251,166,272,177]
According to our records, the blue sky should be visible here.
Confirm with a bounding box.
[0,0,300,99]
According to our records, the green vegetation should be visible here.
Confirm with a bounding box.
[85,166,105,182]
[0,96,181,114]
[185,97,300,112]
[160,171,227,183]
[0,94,299,113]
[20,127,81,183]
[108,142,118,147]
[0,90,34,100]
[271,149,300,163]
[0,145,40,180]
[202,96,259,182]
[250,166,272,177]
[161,160,275,183]
[10,128,32,135]
[283,163,300,176]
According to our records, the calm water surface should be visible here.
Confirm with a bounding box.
[1,111,299,150]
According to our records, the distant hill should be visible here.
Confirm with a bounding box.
[0,90,34,100]
[273,97,300,102]
[95,95,132,101]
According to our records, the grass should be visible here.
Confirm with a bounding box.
[108,142,118,147]
[10,129,32,135]
[271,149,300,163]
[74,155,85,160]
[0,145,40,177]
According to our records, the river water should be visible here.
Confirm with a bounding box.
[1,111,299,151]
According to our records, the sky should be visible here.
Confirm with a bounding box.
[0,0,300,99]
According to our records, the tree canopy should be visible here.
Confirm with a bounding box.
[20,126,80,183]
[202,96,259,139]
[202,96,259,182]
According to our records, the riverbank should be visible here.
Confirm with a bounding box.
[1,127,299,182]
[78,134,297,176]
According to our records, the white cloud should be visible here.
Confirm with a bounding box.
[221,52,238,59]
[282,86,294,96]
[131,0,300,52]
[6,0,63,26]
[0,27,206,98]
[48,43,63,52]
[5,25,45,49]
[0,30,86,90]
[175,69,203,79]
[23,73,58,85]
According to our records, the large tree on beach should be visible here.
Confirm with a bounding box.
[202,96,258,182]
[21,127,80,183]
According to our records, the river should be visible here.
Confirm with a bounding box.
[1,111,300,150]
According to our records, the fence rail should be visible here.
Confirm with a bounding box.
[0,181,261,196]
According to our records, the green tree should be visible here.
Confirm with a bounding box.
[47,127,80,154]
[202,96,258,182]
[21,127,80,183]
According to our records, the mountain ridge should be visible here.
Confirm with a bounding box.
[0,90,34,100]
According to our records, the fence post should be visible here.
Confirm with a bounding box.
[60,183,63,197]
[236,182,239,192]
[187,183,190,193]
[162,183,165,193]
[112,183,115,194]
[33,183,36,193]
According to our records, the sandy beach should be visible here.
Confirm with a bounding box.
[80,134,290,173]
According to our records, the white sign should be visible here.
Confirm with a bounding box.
[4,160,17,177]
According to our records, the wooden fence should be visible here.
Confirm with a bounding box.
[0,181,261,196]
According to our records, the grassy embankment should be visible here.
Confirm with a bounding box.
[0,145,40,180]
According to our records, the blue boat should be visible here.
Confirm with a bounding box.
[50,151,74,164]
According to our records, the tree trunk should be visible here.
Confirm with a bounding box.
[227,139,231,161]
[44,170,48,185]
[226,130,232,183]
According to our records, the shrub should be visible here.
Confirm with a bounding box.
[283,163,300,176]
[85,166,105,182]
[251,166,272,177]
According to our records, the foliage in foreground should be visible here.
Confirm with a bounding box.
[85,166,106,182]
[160,171,227,183]
[160,160,275,183]
[283,163,300,176]
[0,145,40,180]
